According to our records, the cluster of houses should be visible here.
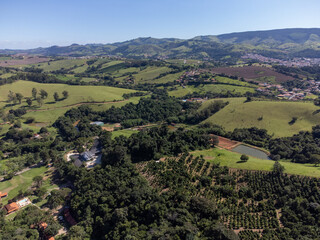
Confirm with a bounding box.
[257,79,320,100]
[242,53,320,67]
[182,98,207,103]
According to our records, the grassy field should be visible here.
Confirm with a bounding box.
[152,71,184,84]
[0,166,49,205]
[202,98,320,137]
[22,97,142,124]
[112,129,137,139]
[169,84,255,98]
[134,66,171,83]
[214,76,256,87]
[0,81,135,107]
[0,80,137,123]
[192,148,320,178]
[35,59,88,72]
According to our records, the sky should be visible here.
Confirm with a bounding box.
[1,0,320,49]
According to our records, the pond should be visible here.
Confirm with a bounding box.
[232,144,270,160]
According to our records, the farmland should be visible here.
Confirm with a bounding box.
[202,98,320,137]
[211,65,294,83]
[169,83,255,98]
[0,56,50,67]
[192,148,320,177]
[0,80,137,124]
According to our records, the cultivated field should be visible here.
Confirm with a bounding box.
[211,66,294,83]
[202,98,320,137]
[0,56,50,67]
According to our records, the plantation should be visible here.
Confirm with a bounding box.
[203,98,320,137]
[140,153,320,239]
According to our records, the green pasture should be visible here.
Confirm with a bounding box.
[0,81,135,109]
[214,76,256,87]
[112,129,137,139]
[192,148,320,178]
[35,59,88,72]
[0,166,48,205]
[169,84,255,98]
[203,98,320,137]
[134,66,171,83]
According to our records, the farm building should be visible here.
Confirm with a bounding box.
[4,202,19,214]
[0,192,8,199]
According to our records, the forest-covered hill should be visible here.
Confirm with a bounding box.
[1,28,320,59]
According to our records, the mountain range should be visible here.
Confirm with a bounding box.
[1,28,320,60]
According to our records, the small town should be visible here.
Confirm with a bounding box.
[242,53,320,67]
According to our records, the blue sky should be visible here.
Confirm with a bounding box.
[1,0,320,49]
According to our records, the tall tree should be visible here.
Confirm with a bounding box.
[62,90,69,99]
[7,91,15,103]
[53,92,59,102]
[15,93,23,104]
[33,176,43,188]
[40,89,48,99]
[26,97,32,107]
[36,97,43,106]
[32,88,37,99]
[272,161,285,175]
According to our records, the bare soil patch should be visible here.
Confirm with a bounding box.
[211,66,294,83]
[217,136,240,150]
[0,56,50,67]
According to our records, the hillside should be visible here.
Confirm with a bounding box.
[202,98,320,137]
[1,28,320,59]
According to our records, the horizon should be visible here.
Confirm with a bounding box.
[2,27,320,51]
[1,0,320,49]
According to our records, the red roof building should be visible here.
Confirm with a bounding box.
[0,192,8,198]
[4,202,19,214]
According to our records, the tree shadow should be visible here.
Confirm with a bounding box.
[313,109,320,115]
[236,160,247,163]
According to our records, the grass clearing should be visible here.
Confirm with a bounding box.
[0,80,136,106]
[0,166,48,205]
[192,148,320,177]
[203,98,320,137]
[0,81,137,124]
[134,66,171,83]
[169,84,255,98]
[112,129,137,139]
[36,59,88,72]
